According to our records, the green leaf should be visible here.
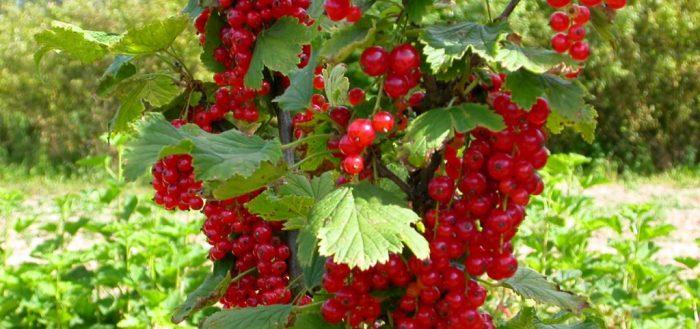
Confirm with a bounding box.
[279,172,336,201]
[111,73,181,132]
[674,256,699,269]
[496,43,575,74]
[421,21,508,73]
[308,0,325,19]
[302,251,326,290]
[299,123,336,172]
[112,16,189,55]
[274,40,321,112]
[503,267,589,314]
[546,105,597,143]
[323,64,350,107]
[172,259,234,324]
[406,0,433,23]
[309,181,429,270]
[34,21,121,63]
[200,11,227,73]
[502,307,537,329]
[210,161,288,200]
[292,311,342,329]
[202,304,293,329]
[320,19,376,64]
[402,103,505,167]
[245,17,313,89]
[97,55,137,97]
[505,69,586,111]
[123,114,284,188]
[504,69,595,141]
[245,190,316,223]
[247,172,335,229]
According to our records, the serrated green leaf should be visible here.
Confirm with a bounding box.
[245,17,312,89]
[403,103,505,167]
[503,267,589,314]
[202,304,293,329]
[274,40,321,112]
[502,307,538,329]
[172,259,234,324]
[292,311,342,329]
[111,73,180,132]
[201,11,227,73]
[320,19,376,64]
[279,172,336,201]
[406,0,433,23]
[547,107,597,143]
[323,64,350,107]
[245,190,315,222]
[34,21,121,63]
[123,114,284,187]
[210,161,288,199]
[302,251,326,290]
[496,43,575,74]
[98,55,137,97]
[505,69,586,114]
[421,21,508,73]
[309,182,429,270]
[505,69,595,141]
[112,16,189,55]
[308,0,325,19]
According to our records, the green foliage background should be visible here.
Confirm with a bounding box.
[0,0,194,172]
[0,0,697,172]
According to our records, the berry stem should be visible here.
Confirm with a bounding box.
[372,150,412,195]
[483,0,493,21]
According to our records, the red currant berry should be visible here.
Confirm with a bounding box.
[389,44,421,75]
[324,0,351,21]
[569,41,590,61]
[605,0,626,9]
[428,176,455,203]
[348,88,366,106]
[313,75,325,90]
[571,5,591,25]
[549,11,570,32]
[371,111,395,133]
[547,0,571,8]
[567,25,587,41]
[342,155,365,174]
[347,119,376,147]
[551,33,571,53]
[360,46,389,76]
[383,75,409,99]
[346,6,362,23]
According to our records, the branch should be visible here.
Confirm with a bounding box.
[497,0,522,21]
[271,75,302,282]
[372,152,412,196]
[409,151,443,215]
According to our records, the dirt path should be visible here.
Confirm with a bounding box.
[583,183,700,267]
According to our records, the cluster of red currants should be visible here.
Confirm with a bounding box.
[323,0,363,23]
[200,191,293,308]
[151,120,204,211]
[193,0,312,126]
[333,111,395,175]
[547,0,627,62]
[360,44,422,99]
[321,255,412,326]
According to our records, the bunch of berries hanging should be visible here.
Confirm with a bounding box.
[547,0,627,62]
